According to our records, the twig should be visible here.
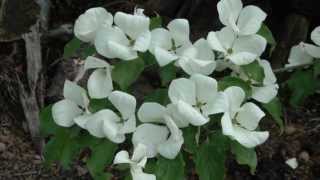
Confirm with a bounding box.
[273,62,314,73]
[44,24,73,38]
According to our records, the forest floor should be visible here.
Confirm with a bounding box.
[0,95,319,180]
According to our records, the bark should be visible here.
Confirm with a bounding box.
[18,0,51,153]
[271,13,310,68]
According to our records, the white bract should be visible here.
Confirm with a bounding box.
[300,26,320,58]
[236,60,278,103]
[251,60,278,103]
[207,26,267,66]
[132,115,183,159]
[217,0,266,35]
[84,56,113,99]
[286,45,313,67]
[95,9,150,60]
[149,19,190,66]
[168,74,219,126]
[175,38,216,75]
[114,144,156,180]
[52,80,89,127]
[210,86,269,148]
[286,26,320,67]
[74,7,113,43]
[75,91,136,143]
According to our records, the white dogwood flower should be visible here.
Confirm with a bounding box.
[236,60,278,103]
[175,38,216,75]
[300,26,320,58]
[217,0,266,35]
[168,74,219,126]
[84,56,113,99]
[95,9,150,60]
[74,91,136,143]
[207,26,267,66]
[251,60,278,103]
[114,144,156,180]
[136,102,186,159]
[286,45,313,67]
[74,7,113,42]
[52,80,89,127]
[209,86,269,148]
[286,26,320,67]
[132,115,183,159]
[149,19,191,66]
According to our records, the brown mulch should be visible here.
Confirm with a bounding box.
[0,118,90,180]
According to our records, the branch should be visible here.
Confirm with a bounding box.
[44,24,73,38]
[273,62,314,74]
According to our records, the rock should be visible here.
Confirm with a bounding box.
[285,125,296,135]
[299,151,310,162]
[0,142,6,152]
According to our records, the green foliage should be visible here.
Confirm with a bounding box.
[112,57,145,90]
[43,127,82,169]
[230,141,257,174]
[41,105,117,178]
[287,70,317,106]
[39,105,62,137]
[183,126,198,154]
[218,76,252,97]
[64,37,82,58]
[63,37,96,59]
[314,61,320,77]
[160,63,176,86]
[154,154,185,180]
[195,132,229,180]
[140,51,157,67]
[89,98,114,113]
[262,97,284,132]
[150,16,162,30]
[242,61,265,83]
[257,24,276,46]
[86,140,117,180]
[144,88,170,105]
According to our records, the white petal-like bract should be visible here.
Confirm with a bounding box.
[52,99,82,127]
[74,7,113,42]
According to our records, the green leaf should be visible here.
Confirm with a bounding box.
[195,132,229,180]
[313,61,320,77]
[63,37,82,58]
[218,76,252,97]
[150,16,162,30]
[183,126,198,154]
[261,97,284,132]
[257,24,276,46]
[287,70,317,106]
[63,37,96,59]
[112,57,145,90]
[144,88,170,105]
[43,127,82,169]
[159,63,176,86]
[80,44,96,59]
[242,61,265,83]
[140,51,157,67]
[86,139,117,180]
[230,141,257,175]
[154,154,185,180]
[89,98,114,113]
[40,105,62,137]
